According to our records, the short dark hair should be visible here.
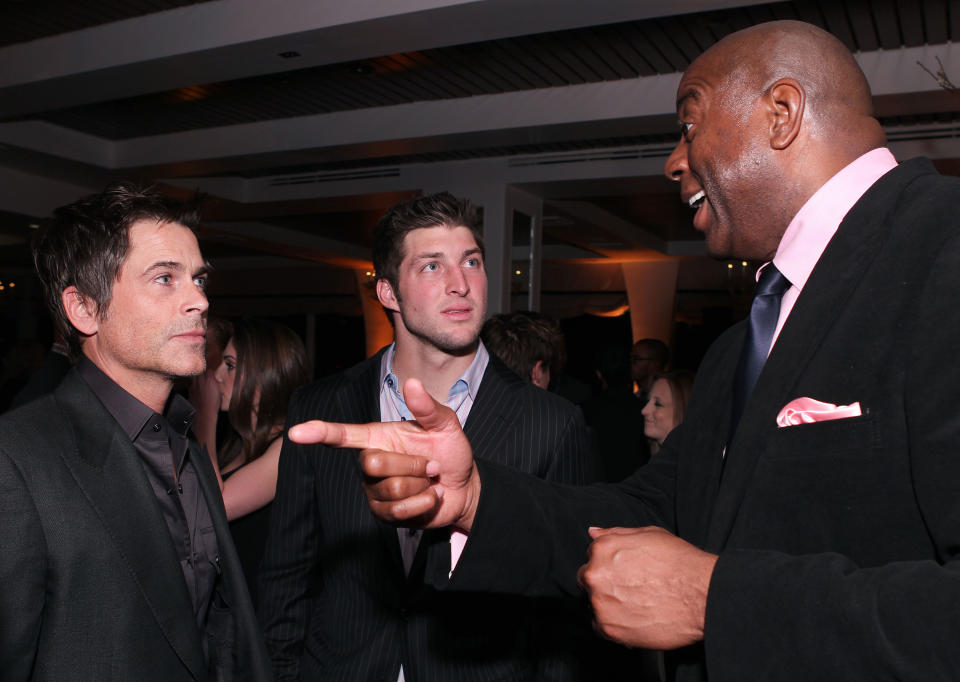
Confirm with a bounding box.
[632,338,669,368]
[481,311,564,383]
[372,192,484,293]
[222,318,309,467]
[32,181,201,359]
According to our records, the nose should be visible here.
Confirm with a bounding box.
[664,137,688,182]
[214,361,225,384]
[184,283,209,317]
[641,400,653,417]
[447,266,469,296]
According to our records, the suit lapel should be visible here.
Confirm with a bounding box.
[335,352,381,426]
[706,164,908,551]
[674,328,742,548]
[52,373,206,679]
[462,354,523,457]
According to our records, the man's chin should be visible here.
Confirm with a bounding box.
[434,335,480,356]
[426,331,480,357]
[704,238,736,261]
[162,357,206,380]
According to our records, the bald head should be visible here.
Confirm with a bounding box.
[664,20,888,261]
[700,20,884,156]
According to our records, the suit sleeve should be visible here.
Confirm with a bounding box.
[0,448,46,681]
[257,389,321,681]
[703,214,960,680]
[529,400,635,682]
[442,437,679,598]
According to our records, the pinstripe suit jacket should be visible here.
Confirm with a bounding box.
[258,348,593,681]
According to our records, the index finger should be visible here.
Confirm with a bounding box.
[588,526,631,540]
[288,419,376,449]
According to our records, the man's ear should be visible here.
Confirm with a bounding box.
[767,78,805,151]
[530,360,548,389]
[61,286,99,336]
[376,278,400,313]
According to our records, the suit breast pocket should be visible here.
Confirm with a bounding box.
[744,411,913,558]
[765,411,880,461]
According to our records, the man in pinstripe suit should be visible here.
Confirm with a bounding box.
[258,192,595,681]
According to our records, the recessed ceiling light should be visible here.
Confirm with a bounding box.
[347,62,374,75]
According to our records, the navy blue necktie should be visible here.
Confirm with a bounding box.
[730,263,790,439]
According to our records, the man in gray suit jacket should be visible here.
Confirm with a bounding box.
[258,193,594,681]
[0,183,270,680]
[286,20,960,682]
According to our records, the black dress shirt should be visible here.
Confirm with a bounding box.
[77,358,220,638]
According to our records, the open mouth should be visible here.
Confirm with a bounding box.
[688,190,706,210]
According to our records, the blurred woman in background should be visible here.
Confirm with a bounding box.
[642,369,694,454]
[196,317,309,606]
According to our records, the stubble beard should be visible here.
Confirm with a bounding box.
[160,348,206,380]
[398,309,482,357]
[157,332,207,380]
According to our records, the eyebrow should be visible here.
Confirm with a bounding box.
[144,260,183,275]
[143,261,213,279]
[412,248,482,261]
[675,88,700,113]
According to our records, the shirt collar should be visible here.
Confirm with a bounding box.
[76,356,195,441]
[380,340,489,405]
[456,340,488,403]
[772,147,898,290]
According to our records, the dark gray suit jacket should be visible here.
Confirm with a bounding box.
[440,158,960,681]
[259,349,593,681]
[0,370,271,681]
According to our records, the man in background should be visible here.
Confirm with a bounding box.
[630,338,668,402]
[480,310,564,390]
[582,342,651,482]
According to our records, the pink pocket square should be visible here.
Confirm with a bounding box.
[776,397,862,427]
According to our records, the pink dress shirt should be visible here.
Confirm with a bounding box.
[767,147,899,349]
